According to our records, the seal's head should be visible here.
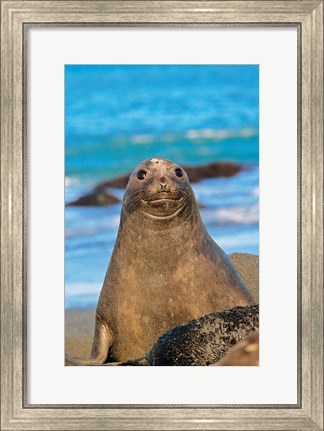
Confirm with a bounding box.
[123,158,197,220]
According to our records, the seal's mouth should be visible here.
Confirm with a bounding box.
[140,196,185,219]
[143,192,182,202]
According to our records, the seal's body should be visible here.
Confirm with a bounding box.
[68,158,254,364]
[118,304,259,366]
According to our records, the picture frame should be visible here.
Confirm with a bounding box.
[1,1,323,430]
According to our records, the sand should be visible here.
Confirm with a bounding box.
[65,253,259,358]
[229,253,259,303]
[65,309,95,358]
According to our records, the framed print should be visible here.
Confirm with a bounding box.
[1,1,323,430]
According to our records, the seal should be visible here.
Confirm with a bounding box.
[66,158,254,365]
[117,304,259,366]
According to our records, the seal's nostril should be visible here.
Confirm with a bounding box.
[160,176,168,190]
[159,177,168,192]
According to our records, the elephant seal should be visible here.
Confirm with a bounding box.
[117,304,259,366]
[66,158,254,365]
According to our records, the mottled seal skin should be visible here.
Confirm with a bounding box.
[67,158,254,365]
[118,305,259,366]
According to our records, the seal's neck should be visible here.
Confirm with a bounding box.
[119,202,207,246]
[112,202,212,271]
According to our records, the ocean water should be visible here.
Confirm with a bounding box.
[65,65,259,309]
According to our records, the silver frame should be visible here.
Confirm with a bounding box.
[1,1,323,430]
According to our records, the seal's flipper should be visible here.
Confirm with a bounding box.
[89,319,113,361]
[65,320,113,366]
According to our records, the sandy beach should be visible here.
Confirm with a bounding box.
[65,252,259,359]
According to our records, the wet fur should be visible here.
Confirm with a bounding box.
[118,305,259,366]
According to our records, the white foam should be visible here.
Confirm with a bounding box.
[186,127,258,140]
[202,204,259,226]
[65,283,101,297]
[111,127,259,146]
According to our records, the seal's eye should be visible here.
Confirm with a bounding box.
[137,170,147,180]
[175,168,183,178]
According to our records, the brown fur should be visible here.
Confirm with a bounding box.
[66,158,253,365]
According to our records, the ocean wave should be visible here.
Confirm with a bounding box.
[65,215,121,238]
[66,128,258,154]
[65,128,259,185]
[201,204,259,226]
[252,187,259,197]
[186,127,258,140]
[65,176,79,187]
[66,283,101,296]
[65,283,101,309]
[216,231,259,250]
[127,127,258,146]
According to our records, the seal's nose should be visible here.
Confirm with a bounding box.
[159,176,168,192]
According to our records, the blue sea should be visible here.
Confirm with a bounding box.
[65,65,259,310]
